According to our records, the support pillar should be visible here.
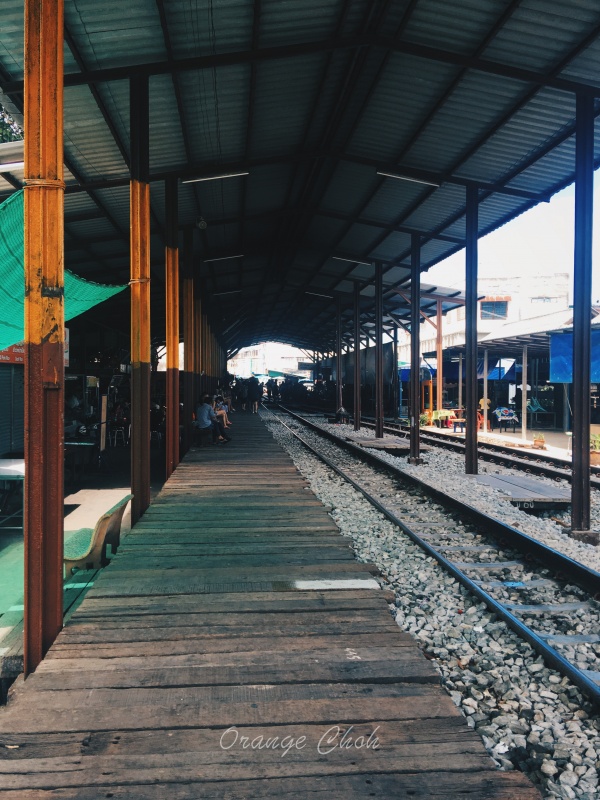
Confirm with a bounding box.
[130,74,151,525]
[336,297,343,411]
[521,345,528,443]
[393,325,399,421]
[409,236,422,464]
[193,288,202,400]
[483,348,489,432]
[572,93,594,541]
[465,185,479,475]
[23,0,65,675]
[375,262,384,438]
[436,298,443,411]
[182,227,195,454]
[353,282,361,430]
[165,178,179,478]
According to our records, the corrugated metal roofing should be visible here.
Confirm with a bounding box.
[1,0,600,351]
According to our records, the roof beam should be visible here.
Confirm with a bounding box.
[1,32,598,98]
[377,33,600,96]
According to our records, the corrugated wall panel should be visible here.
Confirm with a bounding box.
[0,365,24,456]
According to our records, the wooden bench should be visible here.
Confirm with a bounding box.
[63,494,132,576]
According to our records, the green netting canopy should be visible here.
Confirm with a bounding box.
[0,190,127,351]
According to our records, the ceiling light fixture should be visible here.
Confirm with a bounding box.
[305,291,334,299]
[332,256,372,266]
[203,254,244,263]
[182,171,249,184]
[213,289,243,296]
[377,170,440,188]
[0,161,24,171]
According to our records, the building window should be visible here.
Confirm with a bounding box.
[481,301,508,320]
[456,306,466,321]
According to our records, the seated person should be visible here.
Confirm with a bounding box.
[214,396,232,428]
[194,395,231,443]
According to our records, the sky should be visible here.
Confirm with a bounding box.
[423,179,600,301]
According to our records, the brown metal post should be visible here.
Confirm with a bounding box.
[409,235,422,464]
[203,314,209,392]
[213,330,218,391]
[375,262,384,438]
[194,290,202,398]
[199,312,204,393]
[182,227,195,453]
[165,178,180,478]
[208,324,214,392]
[23,0,65,675]
[130,74,151,524]
[353,282,361,430]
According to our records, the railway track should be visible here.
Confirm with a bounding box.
[360,415,600,490]
[264,403,600,707]
[275,401,600,487]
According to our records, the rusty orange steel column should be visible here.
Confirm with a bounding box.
[23,0,65,676]
[130,75,151,524]
[165,178,180,478]
[182,227,195,454]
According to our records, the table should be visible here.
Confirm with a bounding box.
[493,408,519,432]
[0,459,25,530]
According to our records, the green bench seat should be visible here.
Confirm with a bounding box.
[63,494,132,575]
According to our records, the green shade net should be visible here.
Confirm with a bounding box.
[0,190,127,351]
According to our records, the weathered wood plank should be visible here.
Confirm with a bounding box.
[69,590,396,618]
[0,772,542,800]
[0,716,471,759]
[45,632,413,659]
[2,682,457,733]
[28,654,438,691]
[35,645,421,676]
[50,619,399,644]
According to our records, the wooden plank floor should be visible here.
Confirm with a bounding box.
[0,412,540,799]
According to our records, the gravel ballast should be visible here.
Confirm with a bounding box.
[263,411,600,800]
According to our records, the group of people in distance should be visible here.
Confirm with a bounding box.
[194,394,234,445]
[231,376,263,413]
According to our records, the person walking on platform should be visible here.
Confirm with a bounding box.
[247,376,263,413]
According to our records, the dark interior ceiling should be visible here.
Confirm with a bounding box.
[1,0,600,356]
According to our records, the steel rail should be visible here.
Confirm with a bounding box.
[266,404,600,705]
[357,415,600,490]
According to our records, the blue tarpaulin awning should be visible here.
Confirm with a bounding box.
[550,332,600,383]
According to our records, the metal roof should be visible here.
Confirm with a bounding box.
[436,309,594,360]
[1,0,600,353]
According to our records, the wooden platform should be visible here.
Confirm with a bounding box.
[0,413,539,799]
[473,473,571,509]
